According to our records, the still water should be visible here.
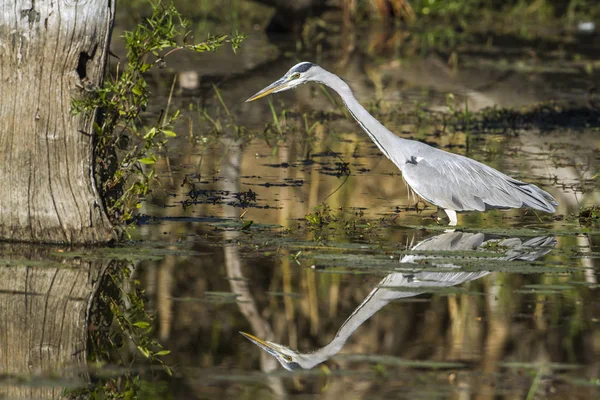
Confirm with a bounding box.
[1,11,599,400]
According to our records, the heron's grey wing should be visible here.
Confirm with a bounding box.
[401,148,557,212]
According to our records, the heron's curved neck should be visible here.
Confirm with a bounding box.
[319,70,408,166]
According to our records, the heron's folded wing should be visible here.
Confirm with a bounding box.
[401,150,556,212]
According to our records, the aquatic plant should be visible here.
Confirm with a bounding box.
[306,203,337,231]
[578,206,600,226]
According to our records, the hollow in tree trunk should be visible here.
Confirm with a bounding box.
[0,0,115,243]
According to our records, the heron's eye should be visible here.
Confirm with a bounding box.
[284,355,293,362]
[290,73,300,80]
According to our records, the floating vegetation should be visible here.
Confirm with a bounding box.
[246,179,305,188]
[50,246,202,261]
[579,206,600,226]
[182,188,267,209]
[335,354,466,369]
[209,219,283,231]
[201,291,242,304]
[0,259,71,269]
[382,285,484,295]
[500,361,582,371]
[520,284,575,291]
[266,291,303,299]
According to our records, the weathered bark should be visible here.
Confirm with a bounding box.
[0,244,110,399]
[0,1,115,243]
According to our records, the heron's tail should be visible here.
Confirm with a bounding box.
[508,179,558,213]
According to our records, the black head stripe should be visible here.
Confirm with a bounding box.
[286,362,303,370]
[293,62,314,73]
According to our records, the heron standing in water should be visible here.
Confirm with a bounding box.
[246,62,558,225]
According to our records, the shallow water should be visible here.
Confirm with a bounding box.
[2,10,600,400]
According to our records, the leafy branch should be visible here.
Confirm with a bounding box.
[72,0,245,232]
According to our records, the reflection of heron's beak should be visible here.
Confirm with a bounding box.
[246,78,288,102]
[240,331,280,356]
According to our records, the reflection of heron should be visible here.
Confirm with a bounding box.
[246,62,558,225]
[240,231,556,370]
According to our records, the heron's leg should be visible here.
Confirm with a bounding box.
[444,209,457,226]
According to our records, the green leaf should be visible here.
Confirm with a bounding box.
[162,130,177,137]
[140,63,151,73]
[137,345,151,358]
[155,350,171,356]
[138,157,156,165]
[133,321,150,329]
[240,220,253,231]
[144,127,157,139]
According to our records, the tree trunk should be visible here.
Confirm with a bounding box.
[0,0,115,243]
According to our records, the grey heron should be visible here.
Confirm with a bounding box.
[246,62,558,225]
[240,231,556,370]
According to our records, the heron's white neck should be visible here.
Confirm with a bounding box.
[318,69,409,168]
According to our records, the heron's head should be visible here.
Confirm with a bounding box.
[246,62,319,102]
[240,331,316,371]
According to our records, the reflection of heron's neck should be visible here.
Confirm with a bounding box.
[319,70,410,169]
[299,274,417,369]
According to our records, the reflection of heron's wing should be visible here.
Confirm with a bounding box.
[501,236,557,262]
[411,231,486,252]
[400,231,486,264]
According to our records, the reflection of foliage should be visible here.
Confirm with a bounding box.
[234,189,258,206]
[72,0,244,233]
[68,263,172,399]
[180,178,261,209]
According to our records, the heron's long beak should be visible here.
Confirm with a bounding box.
[240,331,280,356]
[246,78,288,102]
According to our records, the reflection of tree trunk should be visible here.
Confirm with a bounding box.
[218,139,286,397]
[0,245,109,399]
[447,294,483,361]
[157,256,176,342]
[0,1,115,243]
[477,274,510,400]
